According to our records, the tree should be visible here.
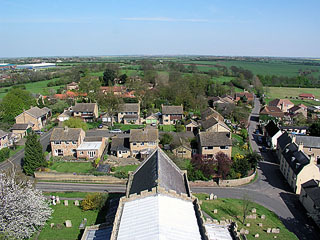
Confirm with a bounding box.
[160,133,173,145]
[309,121,320,136]
[79,76,101,102]
[0,169,52,239]
[0,148,10,163]
[216,152,232,179]
[245,152,262,170]
[63,117,88,131]
[23,133,47,175]
[191,154,216,180]
[51,100,68,114]
[0,88,35,123]
[119,74,127,84]
[240,129,248,141]
[241,194,252,224]
[81,193,107,211]
[97,92,123,126]
[103,69,116,86]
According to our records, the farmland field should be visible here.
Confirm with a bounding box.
[0,78,63,99]
[182,60,320,77]
[265,86,320,99]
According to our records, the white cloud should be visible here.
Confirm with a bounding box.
[120,17,209,22]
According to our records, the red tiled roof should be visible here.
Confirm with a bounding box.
[299,93,315,98]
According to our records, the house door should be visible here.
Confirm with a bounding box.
[88,151,95,158]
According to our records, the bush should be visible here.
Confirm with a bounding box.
[81,193,107,211]
[0,148,10,162]
[175,123,185,132]
[114,171,128,179]
[160,133,173,145]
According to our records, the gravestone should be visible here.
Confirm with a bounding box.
[74,200,80,206]
[274,236,277,239]
[244,230,249,235]
[50,223,54,228]
[251,208,256,213]
[240,228,246,234]
[214,195,217,200]
[267,228,272,233]
[272,228,280,234]
[64,200,68,206]
[246,223,250,227]
[258,223,263,227]
[79,218,87,229]
[255,233,259,238]
[261,214,265,219]
[65,220,72,228]
[209,193,214,200]
[213,209,218,214]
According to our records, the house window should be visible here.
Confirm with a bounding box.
[133,143,137,146]
[220,146,229,150]
[205,146,213,150]
[309,148,312,152]
[80,151,84,155]
[141,142,144,146]
[66,141,69,144]
[55,141,61,144]
[72,141,77,145]
[178,151,186,154]
[149,142,155,146]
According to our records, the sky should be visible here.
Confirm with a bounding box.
[1,0,319,58]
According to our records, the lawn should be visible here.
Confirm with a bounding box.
[265,86,320,100]
[36,193,122,240]
[159,125,176,132]
[43,192,93,199]
[232,133,249,157]
[111,123,145,131]
[9,145,24,157]
[113,165,139,174]
[49,162,94,174]
[0,78,63,99]
[194,194,298,240]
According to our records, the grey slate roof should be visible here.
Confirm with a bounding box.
[129,128,158,142]
[22,107,50,119]
[277,132,292,151]
[301,179,320,209]
[201,117,218,130]
[265,121,280,137]
[110,137,130,151]
[50,127,83,141]
[162,105,183,115]
[11,123,30,130]
[198,132,232,147]
[128,148,189,195]
[0,130,9,138]
[201,108,223,122]
[282,142,309,175]
[119,103,139,112]
[295,135,320,149]
[72,103,96,113]
[123,114,138,119]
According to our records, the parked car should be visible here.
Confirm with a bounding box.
[109,129,122,134]
[35,130,44,135]
[151,123,157,127]
[98,124,103,129]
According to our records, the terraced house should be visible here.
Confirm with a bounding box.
[50,127,85,157]
[117,103,140,124]
[15,106,51,131]
[161,104,184,125]
[129,128,158,158]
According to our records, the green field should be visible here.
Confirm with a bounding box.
[195,194,298,240]
[0,78,63,99]
[265,86,320,101]
[211,76,235,83]
[182,60,320,77]
[49,162,94,174]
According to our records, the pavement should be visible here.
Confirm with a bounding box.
[0,129,53,171]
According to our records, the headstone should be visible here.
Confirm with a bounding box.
[244,230,249,235]
[246,223,250,227]
[65,220,72,228]
[213,219,219,224]
[219,220,226,225]
[255,233,260,238]
[74,200,80,206]
[64,200,68,206]
[206,198,209,200]
[252,214,257,219]
[56,199,60,204]
[274,236,277,239]
[272,228,280,234]
[52,199,56,205]
[209,193,214,200]
[213,209,218,214]
[79,218,87,229]
[261,215,265,220]
[258,223,263,227]
[267,228,271,233]
[240,228,246,234]
[214,195,218,200]
[50,223,54,228]
[251,208,256,213]
[56,196,60,204]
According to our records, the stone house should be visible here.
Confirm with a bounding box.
[278,141,320,194]
[268,99,294,113]
[117,103,140,124]
[76,136,107,160]
[197,132,232,159]
[201,107,224,122]
[161,104,184,125]
[260,106,284,119]
[0,130,10,150]
[129,128,159,158]
[294,135,320,164]
[234,92,254,102]
[299,93,315,100]
[299,179,320,227]
[201,117,230,133]
[145,113,159,125]
[66,82,79,90]
[171,137,192,159]
[57,110,71,122]
[71,103,98,122]
[50,127,85,157]
[110,137,131,158]
[15,106,51,131]
[288,104,308,118]
[10,123,32,142]
[264,121,282,149]
[185,119,198,133]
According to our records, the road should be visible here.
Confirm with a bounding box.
[0,129,53,171]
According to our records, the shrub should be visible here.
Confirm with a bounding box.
[114,171,128,179]
[81,193,107,211]
[0,148,10,162]
[160,133,173,145]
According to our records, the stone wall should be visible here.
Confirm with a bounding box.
[190,170,256,187]
[34,171,127,184]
